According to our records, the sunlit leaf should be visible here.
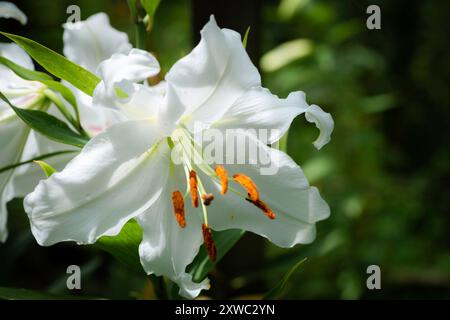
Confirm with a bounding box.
[34,160,56,177]
[0,56,52,81]
[96,219,144,273]
[0,32,100,96]
[261,38,313,72]
[41,80,78,115]
[277,0,310,20]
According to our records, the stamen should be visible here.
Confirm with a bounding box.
[233,174,259,202]
[171,191,186,228]
[202,193,214,206]
[202,224,217,262]
[189,170,199,208]
[246,197,276,220]
[215,165,228,195]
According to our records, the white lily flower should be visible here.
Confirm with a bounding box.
[0,1,27,25]
[24,16,333,298]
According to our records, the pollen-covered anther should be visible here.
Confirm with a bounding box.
[246,197,276,220]
[189,170,199,208]
[202,193,214,206]
[202,224,217,262]
[171,191,186,228]
[233,173,259,202]
[215,165,228,195]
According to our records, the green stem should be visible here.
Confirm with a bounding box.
[44,90,77,127]
[128,0,146,50]
[0,150,78,175]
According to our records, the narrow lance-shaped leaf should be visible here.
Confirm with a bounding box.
[41,80,79,116]
[0,56,52,81]
[34,160,57,177]
[263,258,308,300]
[0,92,88,148]
[0,32,100,96]
[242,26,251,49]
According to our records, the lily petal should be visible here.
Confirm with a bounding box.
[213,88,318,144]
[93,49,160,106]
[203,131,330,247]
[305,104,334,150]
[62,81,126,136]
[63,12,132,72]
[0,116,29,242]
[0,1,27,25]
[24,120,169,246]
[138,164,209,299]
[165,15,261,128]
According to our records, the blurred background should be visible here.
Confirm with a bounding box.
[1,0,449,299]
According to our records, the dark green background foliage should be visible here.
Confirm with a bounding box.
[1,0,449,299]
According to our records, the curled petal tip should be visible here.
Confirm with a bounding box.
[0,2,27,25]
[305,104,334,150]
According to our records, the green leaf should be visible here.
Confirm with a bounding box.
[0,150,78,175]
[0,32,100,96]
[96,220,144,273]
[0,287,94,300]
[263,257,307,299]
[41,80,78,112]
[242,26,251,49]
[189,229,245,282]
[34,160,57,177]
[0,92,88,148]
[141,0,161,31]
[0,56,52,81]
[127,0,138,20]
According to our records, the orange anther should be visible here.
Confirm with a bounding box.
[172,191,186,228]
[246,197,276,220]
[189,170,199,208]
[202,224,217,262]
[215,166,228,195]
[233,173,259,202]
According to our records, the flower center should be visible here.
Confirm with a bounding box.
[169,127,276,261]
